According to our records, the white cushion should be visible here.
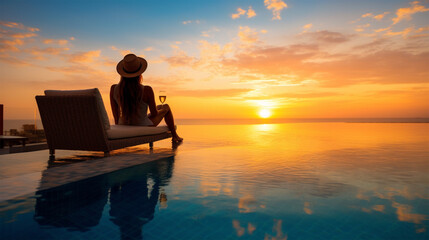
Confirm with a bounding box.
[44,88,110,130]
[107,125,169,139]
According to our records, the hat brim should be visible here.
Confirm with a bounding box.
[116,57,148,78]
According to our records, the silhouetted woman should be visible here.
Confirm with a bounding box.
[110,53,182,142]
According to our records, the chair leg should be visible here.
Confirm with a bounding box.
[104,151,110,157]
[149,142,153,149]
[49,149,55,160]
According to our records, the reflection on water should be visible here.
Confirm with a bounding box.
[0,123,428,239]
[167,123,429,239]
[1,157,175,239]
[34,175,109,231]
[111,157,173,240]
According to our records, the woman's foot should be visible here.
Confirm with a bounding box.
[172,141,183,150]
[172,135,183,143]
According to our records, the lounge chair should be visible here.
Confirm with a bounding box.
[35,88,172,158]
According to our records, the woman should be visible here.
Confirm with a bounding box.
[110,53,183,142]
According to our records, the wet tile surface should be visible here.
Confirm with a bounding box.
[0,146,175,201]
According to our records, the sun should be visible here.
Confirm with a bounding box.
[258,109,272,118]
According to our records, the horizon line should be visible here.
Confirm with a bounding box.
[4,117,429,120]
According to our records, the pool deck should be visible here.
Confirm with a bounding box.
[0,146,176,202]
[0,142,49,155]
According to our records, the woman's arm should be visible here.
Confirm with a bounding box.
[110,84,119,124]
[144,85,158,118]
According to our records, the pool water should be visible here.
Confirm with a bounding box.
[1,123,428,239]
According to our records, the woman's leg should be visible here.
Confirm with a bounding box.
[149,104,182,142]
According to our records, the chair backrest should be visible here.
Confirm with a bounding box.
[36,95,109,151]
[44,88,110,130]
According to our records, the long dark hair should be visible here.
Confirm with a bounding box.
[117,75,143,121]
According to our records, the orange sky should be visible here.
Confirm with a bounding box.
[0,0,428,120]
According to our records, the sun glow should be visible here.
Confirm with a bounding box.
[258,109,272,118]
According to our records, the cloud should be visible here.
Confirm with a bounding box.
[160,19,427,90]
[140,75,194,88]
[235,74,303,87]
[220,44,319,78]
[280,92,339,98]
[162,39,233,71]
[247,6,256,18]
[199,39,231,57]
[409,26,429,38]
[304,30,352,43]
[0,21,39,53]
[0,39,24,52]
[0,54,34,66]
[44,65,94,75]
[303,23,313,30]
[28,47,70,60]
[301,23,313,33]
[220,41,429,87]
[161,46,197,68]
[232,6,256,19]
[174,88,252,97]
[374,27,391,33]
[68,50,101,63]
[0,22,73,62]
[232,7,246,19]
[357,11,389,22]
[43,39,69,45]
[201,28,220,38]
[384,27,414,38]
[238,26,260,44]
[381,26,429,39]
[10,33,37,39]
[415,26,429,33]
[182,20,200,25]
[110,46,132,56]
[353,38,389,50]
[308,50,429,86]
[392,1,429,25]
[264,0,288,20]
[0,20,121,103]
[355,23,371,32]
[373,12,390,20]
[0,21,39,32]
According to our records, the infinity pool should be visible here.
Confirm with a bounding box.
[1,123,428,239]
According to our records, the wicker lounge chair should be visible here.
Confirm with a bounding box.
[36,88,172,158]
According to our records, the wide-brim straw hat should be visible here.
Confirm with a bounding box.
[116,53,148,78]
